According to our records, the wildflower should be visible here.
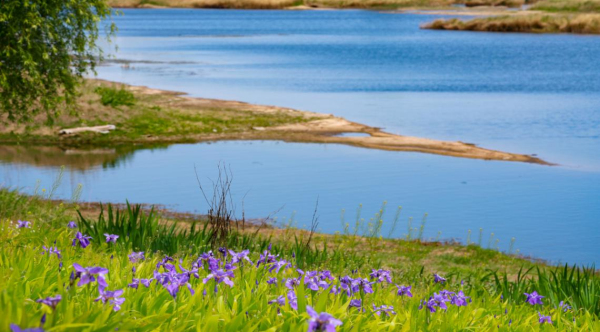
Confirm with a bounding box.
[287,290,298,310]
[306,305,343,332]
[72,263,108,288]
[256,250,278,267]
[228,249,253,265]
[95,287,125,311]
[339,276,354,296]
[396,285,413,297]
[421,292,449,313]
[267,277,278,285]
[268,295,286,306]
[558,301,572,312]
[372,304,396,316]
[41,246,62,259]
[36,295,62,310]
[319,270,335,281]
[538,312,552,324]
[104,233,119,243]
[17,220,32,228]
[433,274,446,284]
[67,221,77,229]
[352,278,373,294]
[524,291,544,305]
[269,259,291,274]
[450,291,470,307]
[285,277,301,289]
[203,269,234,287]
[349,299,362,310]
[370,269,392,283]
[72,232,92,248]
[128,251,145,263]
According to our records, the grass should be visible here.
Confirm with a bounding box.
[533,0,600,13]
[1,187,599,330]
[423,13,600,34]
[0,79,313,146]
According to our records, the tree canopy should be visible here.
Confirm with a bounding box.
[0,0,114,123]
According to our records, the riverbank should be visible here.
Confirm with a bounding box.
[0,79,550,165]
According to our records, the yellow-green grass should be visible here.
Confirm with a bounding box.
[533,0,600,13]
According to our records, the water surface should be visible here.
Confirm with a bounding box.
[2,9,599,265]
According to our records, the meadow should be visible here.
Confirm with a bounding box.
[1,182,599,331]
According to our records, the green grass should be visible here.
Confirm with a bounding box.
[533,0,600,13]
[1,188,599,331]
[94,86,136,108]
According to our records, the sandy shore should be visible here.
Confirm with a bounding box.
[125,83,550,165]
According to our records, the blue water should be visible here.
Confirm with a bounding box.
[2,9,599,265]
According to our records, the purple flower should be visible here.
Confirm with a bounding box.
[67,221,77,229]
[538,312,552,324]
[128,251,145,263]
[72,263,108,288]
[370,269,392,283]
[36,295,62,310]
[256,250,278,267]
[421,292,449,313]
[129,278,152,289]
[218,247,227,257]
[41,246,62,259]
[268,295,286,306]
[228,249,253,265]
[524,291,544,305]
[306,305,343,332]
[269,259,291,274]
[450,291,470,307]
[72,232,92,248]
[433,274,446,284]
[319,271,335,281]
[372,304,396,316]
[559,301,572,312]
[104,233,119,243]
[349,299,362,310]
[287,290,298,310]
[352,278,373,294]
[285,277,301,290]
[396,285,413,297]
[203,269,234,287]
[95,288,125,311]
[339,276,354,296]
[17,220,32,228]
[10,325,44,332]
[267,277,278,285]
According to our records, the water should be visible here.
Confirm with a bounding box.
[2,9,599,265]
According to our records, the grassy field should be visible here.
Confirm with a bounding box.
[0,79,313,146]
[1,187,599,331]
[107,0,461,9]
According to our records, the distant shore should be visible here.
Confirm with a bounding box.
[0,79,550,165]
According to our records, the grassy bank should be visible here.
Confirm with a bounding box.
[1,188,599,330]
[423,13,600,34]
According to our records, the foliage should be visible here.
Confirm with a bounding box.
[0,0,115,123]
[94,87,136,107]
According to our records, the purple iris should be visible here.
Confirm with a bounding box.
[369,269,392,283]
[421,292,449,313]
[352,278,373,294]
[128,278,153,289]
[396,285,413,297]
[433,274,446,284]
[306,305,343,332]
[287,290,298,310]
[450,291,470,307]
[104,233,119,243]
[228,249,253,265]
[72,232,92,248]
[349,299,362,310]
[72,263,108,288]
[269,259,291,274]
[524,291,544,305]
[339,276,354,296]
[538,312,552,324]
[372,304,396,316]
[268,295,286,307]
[10,325,44,332]
[36,295,62,310]
[256,250,278,267]
[267,277,278,285]
[285,277,301,290]
[203,269,234,287]
[128,251,145,263]
[41,246,61,259]
[95,287,125,311]
[17,220,32,228]
[559,301,572,312]
[67,221,77,229]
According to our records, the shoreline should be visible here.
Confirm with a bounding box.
[0,79,551,165]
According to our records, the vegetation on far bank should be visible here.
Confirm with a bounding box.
[423,13,600,34]
[1,184,599,330]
